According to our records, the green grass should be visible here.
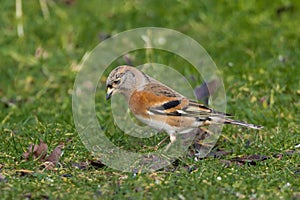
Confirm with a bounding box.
[1,0,299,199]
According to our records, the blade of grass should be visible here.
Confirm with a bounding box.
[15,0,24,37]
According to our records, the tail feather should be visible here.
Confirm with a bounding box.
[224,119,263,129]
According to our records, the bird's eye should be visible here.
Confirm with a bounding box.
[114,79,120,84]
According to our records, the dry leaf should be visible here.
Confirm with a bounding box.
[23,140,48,161]
[45,143,64,164]
[35,141,48,160]
[23,144,36,160]
[23,140,65,168]
[220,155,270,167]
[232,154,269,165]
[90,159,105,169]
[207,149,230,158]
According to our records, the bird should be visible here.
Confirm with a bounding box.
[105,65,263,147]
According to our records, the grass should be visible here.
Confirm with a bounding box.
[0,0,299,199]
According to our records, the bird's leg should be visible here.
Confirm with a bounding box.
[154,136,169,150]
[164,133,176,152]
[155,132,177,150]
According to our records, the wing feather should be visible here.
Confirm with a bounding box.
[148,98,231,119]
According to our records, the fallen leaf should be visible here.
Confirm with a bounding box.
[35,141,48,160]
[275,153,283,160]
[45,143,64,164]
[23,140,48,161]
[23,140,66,168]
[286,150,300,155]
[23,144,35,160]
[207,149,230,158]
[232,154,269,166]
[90,159,105,169]
[274,150,300,157]
[220,159,235,167]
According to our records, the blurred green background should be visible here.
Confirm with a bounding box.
[0,0,299,199]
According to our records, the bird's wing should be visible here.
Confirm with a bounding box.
[132,82,262,129]
[149,98,230,118]
[141,82,229,118]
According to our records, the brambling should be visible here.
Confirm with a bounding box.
[106,65,263,146]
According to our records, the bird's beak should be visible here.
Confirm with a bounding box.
[106,87,114,100]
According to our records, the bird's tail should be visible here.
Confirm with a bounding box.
[224,118,263,129]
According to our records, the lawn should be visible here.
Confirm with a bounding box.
[0,0,299,199]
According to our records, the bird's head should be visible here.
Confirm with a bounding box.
[106,65,148,100]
